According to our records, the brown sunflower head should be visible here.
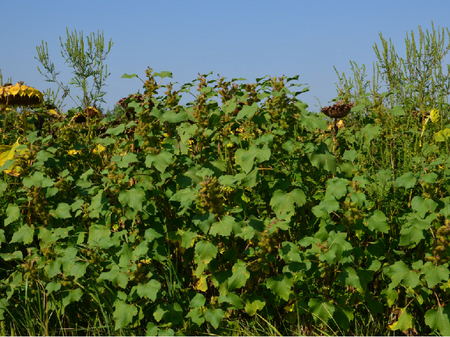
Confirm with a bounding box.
[321,101,354,119]
[0,82,44,108]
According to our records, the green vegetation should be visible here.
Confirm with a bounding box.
[1,24,450,336]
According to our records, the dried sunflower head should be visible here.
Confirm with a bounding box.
[321,101,354,119]
[0,82,43,108]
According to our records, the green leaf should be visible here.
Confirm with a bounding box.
[146,322,158,336]
[45,260,61,278]
[218,293,244,309]
[194,240,218,266]
[228,260,250,291]
[236,103,258,120]
[136,279,161,301]
[308,298,336,324]
[145,150,173,173]
[359,124,381,142]
[235,145,271,174]
[5,204,20,226]
[388,307,413,331]
[389,105,405,116]
[312,199,340,218]
[121,73,138,79]
[88,225,112,249]
[10,224,34,244]
[161,110,188,123]
[421,262,449,288]
[23,171,54,188]
[67,262,87,280]
[0,179,7,196]
[394,172,417,189]
[244,294,266,316]
[364,210,389,233]
[97,265,129,289]
[205,308,224,329]
[343,149,358,162]
[399,215,433,246]
[50,202,72,219]
[186,307,205,326]
[154,71,173,79]
[411,196,437,218]
[266,273,294,301]
[189,293,206,308]
[270,189,306,220]
[210,215,235,237]
[169,187,197,215]
[325,177,349,200]
[425,306,450,336]
[114,301,137,330]
[62,288,83,308]
[0,251,23,261]
[45,281,61,294]
[383,261,420,289]
[119,188,145,212]
[105,124,125,135]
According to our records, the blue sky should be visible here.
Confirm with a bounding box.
[2,1,449,113]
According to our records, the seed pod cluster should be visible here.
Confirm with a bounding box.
[195,176,225,217]
[428,220,450,265]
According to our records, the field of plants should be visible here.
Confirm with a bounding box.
[1,25,450,336]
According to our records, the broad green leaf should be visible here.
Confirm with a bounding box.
[394,172,416,189]
[0,179,7,196]
[136,280,161,301]
[169,187,197,214]
[186,307,205,326]
[0,229,5,246]
[312,199,339,218]
[67,262,87,280]
[235,145,271,174]
[0,251,23,261]
[105,124,125,135]
[270,189,306,220]
[228,260,250,291]
[383,261,420,289]
[88,225,112,249]
[121,73,138,79]
[114,301,137,330]
[338,267,361,290]
[343,149,358,162]
[308,298,336,324]
[205,308,224,329]
[244,294,266,316]
[218,293,244,309]
[62,288,83,308]
[145,150,174,173]
[45,281,61,294]
[194,240,218,266]
[421,262,449,288]
[425,306,450,336]
[210,215,235,237]
[5,203,20,226]
[153,303,183,324]
[236,103,258,120]
[389,105,405,116]
[189,293,206,308]
[111,152,138,168]
[266,273,294,301]
[10,224,34,244]
[325,177,349,200]
[388,307,413,331]
[360,124,381,142]
[411,196,437,218]
[50,203,72,219]
[154,71,173,79]
[308,143,336,174]
[97,265,129,289]
[22,171,55,188]
[45,260,61,278]
[119,188,145,212]
[399,214,434,246]
[161,110,187,123]
[364,210,389,233]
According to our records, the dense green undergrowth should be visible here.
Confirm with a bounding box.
[1,67,450,336]
[1,23,450,336]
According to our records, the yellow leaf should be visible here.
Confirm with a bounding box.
[195,274,208,292]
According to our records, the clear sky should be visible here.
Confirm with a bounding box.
[2,1,449,113]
